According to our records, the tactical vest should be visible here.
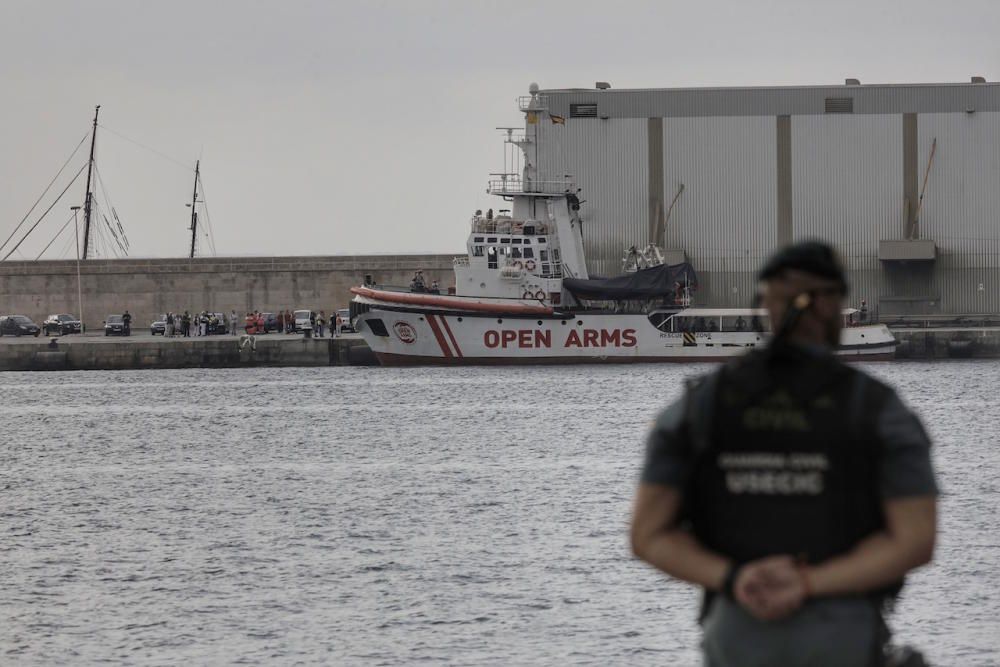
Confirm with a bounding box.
[682,347,894,567]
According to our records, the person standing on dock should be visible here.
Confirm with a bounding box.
[317,310,326,337]
[122,310,132,336]
[277,310,285,335]
[631,240,938,667]
[229,310,238,336]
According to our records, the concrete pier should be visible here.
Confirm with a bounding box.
[0,333,375,371]
[4,326,1000,371]
[892,327,1000,359]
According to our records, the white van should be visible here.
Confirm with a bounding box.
[294,309,313,332]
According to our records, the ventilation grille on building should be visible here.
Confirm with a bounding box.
[570,103,598,118]
[825,97,854,113]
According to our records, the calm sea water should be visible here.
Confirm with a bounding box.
[1,362,998,665]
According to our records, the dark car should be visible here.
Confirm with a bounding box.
[104,314,128,336]
[260,312,278,333]
[150,314,167,336]
[43,313,82,335]
[0,315,41,337]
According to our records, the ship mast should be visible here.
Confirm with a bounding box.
[81,105,100,260]
[188,160,199,258]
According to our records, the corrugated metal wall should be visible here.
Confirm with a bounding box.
[535,118,648,277]
[918,112,1000,313]
[791,114,903,307]
[528,90,1000,314]
[661,116,778,307]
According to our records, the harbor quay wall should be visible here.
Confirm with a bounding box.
[0,336,375,371]
[0,254,457,331]
[2,327,999,370]
[891,327,1000,359]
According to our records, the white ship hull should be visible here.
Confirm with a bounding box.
[354,306,897,366]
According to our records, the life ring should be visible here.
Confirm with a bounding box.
[512,260,523,269]
[534,290,546,300]
[525,259,536,271]
[522,290,533,300]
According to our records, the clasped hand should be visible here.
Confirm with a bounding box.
[732,555,808,621]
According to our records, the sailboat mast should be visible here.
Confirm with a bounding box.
[81,105,100,260]
[188,160,200,258]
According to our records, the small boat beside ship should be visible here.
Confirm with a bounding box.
[351,95,896,366]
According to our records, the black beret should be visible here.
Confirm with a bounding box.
[758,240,847,293]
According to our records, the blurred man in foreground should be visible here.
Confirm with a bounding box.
[630,240,937,666]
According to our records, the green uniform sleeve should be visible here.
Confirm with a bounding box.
[640,397,694,488]
[876,391,939,498]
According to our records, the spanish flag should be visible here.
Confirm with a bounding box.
[549,113,566,125]
[526,111,539,125]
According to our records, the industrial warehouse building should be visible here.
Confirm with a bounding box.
[525,79,1000,317]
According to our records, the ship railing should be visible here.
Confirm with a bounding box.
[487,175,577,196]
[518,94,549,112]
[452,256,469,267]
[469,217,552,235]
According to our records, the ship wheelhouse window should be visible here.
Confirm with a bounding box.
[537,237,546,243]
[500,238,510,244]
[487,247,498,269]
[487,237,497,243]
[473,236,484,242]
[540,249,549,262]
[512,238,522,244]
[542,263,551,275]
[511,247,522,259]
[552,248,561,261]
[523,248,534,259]
[472,245,485,257]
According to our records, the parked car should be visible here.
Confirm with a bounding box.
[336,308,355,333]
[43,313,82,335]
[150,314,167,336]
[0,315,41,337]
[260,312,279,333]
[207,312,228,335]
[293,309,313,332]
[104,314,128,336]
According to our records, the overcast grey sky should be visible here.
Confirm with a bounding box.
[1,0,997,259]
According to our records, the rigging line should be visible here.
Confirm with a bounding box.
[93,168,127,254]
[196,172,217,255]
[0,132,90,255]
[93,201,118,259]
[2,163,88,261]
[34,211,77,260]
[97,123,194,171]
[104,213,127,254]
[57,231,76,260]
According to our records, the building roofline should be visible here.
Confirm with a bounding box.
[539,81,998,95]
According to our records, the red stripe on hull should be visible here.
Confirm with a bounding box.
[424,315,453,358]
[438,316,463,358]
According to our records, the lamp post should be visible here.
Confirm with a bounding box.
[70,206,84,333]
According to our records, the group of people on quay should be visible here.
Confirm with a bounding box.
[158,309,346,337]
[160,311,226,337]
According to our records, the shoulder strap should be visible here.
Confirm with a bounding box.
[684,368,722,456]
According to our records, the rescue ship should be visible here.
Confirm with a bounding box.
[350,91,897,366]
